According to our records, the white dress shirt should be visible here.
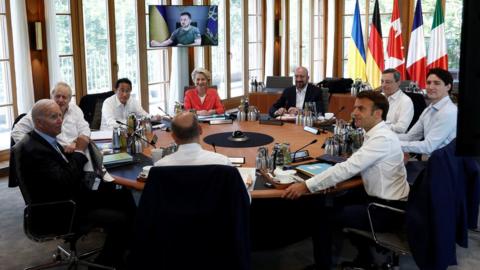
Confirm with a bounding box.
[384,90,414,134]
[100,95,148,130]
[398,95,457,155]
[154,143,231,167]
[295,85,308,109]
[305,121,410,201]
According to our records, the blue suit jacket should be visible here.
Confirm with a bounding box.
[406,139,480,270]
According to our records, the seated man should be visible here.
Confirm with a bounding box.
[101,78,150,130]
[11,82,96,182]
[398,68,457,156]
[283,91,410,269]
[13,99,136,268]
[154,111,231,167]
[381,68,414,133]
[268,66,325,117]
[151,12,201,47]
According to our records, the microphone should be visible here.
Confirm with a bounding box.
[115,121,158,148]
[292,139,318,163]
[157,106,173,119]
[212,143,217,153]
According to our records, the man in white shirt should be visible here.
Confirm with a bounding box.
[381,68,414,134]
[100,78,148,130]
[284,91,409,269]
[398,68,457,156]
[154,111,231,167]
[12,82,91,152]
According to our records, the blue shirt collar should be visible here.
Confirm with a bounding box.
[34,128,57,147]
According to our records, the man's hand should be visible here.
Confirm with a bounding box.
[287,107,300,115]
[274,107,286,116]
[64,143,76,153]
[403,152,410,164]
[282,182,310,199]
[75,135,90,152]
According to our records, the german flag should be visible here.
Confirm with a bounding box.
[366,0,384,89]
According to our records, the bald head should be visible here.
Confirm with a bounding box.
[31,99,63,137]
[294,66,309,89]
[171,111,201,144]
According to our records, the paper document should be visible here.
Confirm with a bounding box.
[91,130,112,141]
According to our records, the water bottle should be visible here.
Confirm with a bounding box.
[112,127,121,151]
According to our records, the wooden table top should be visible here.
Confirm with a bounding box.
[111,121,362,198]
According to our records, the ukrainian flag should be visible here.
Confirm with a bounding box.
[149,6,170,44]
[347,0,367,81]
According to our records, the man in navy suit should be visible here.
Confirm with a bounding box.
[268,66,325,117]
[13,99,136,269]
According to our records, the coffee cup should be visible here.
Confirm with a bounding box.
[324,112,334,120]
[151,148,164,163]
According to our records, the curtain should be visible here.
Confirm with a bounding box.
[167,48,190,114]
[325,0,336,77]
[11,0,35,113]
[264,0,275,80]
[44,0,61,87]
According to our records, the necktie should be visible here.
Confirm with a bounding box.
[53,142,69,163]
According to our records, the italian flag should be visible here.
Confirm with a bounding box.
[427,0,448,70]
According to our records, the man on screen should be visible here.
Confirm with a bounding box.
[152,12,201,47]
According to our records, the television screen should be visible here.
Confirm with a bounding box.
[149,5,218,47]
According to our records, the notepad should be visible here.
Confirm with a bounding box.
[295,163,332,177]
[103,152,133,167]
[237,167,256,191]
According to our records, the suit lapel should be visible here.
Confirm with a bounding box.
[31,131,69,165]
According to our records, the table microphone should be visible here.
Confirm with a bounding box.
[212,143,217,153]
[115,121,157,148]
[292,139,318,163]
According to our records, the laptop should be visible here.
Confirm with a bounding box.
[263,76,294,92]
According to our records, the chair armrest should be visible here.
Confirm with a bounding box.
[366,202,405,243]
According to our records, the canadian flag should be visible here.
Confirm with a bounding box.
[385,0,406,80]
[406,0,427,89]
[427,0,448,70]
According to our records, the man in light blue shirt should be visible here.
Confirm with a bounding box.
[398,68,457,155]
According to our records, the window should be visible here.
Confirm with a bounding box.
[288,0,318,77]
[312,0,325,82]
[444,0,462,75]
[248,0,263,86]
[146,0,169,114]
[54,0,75,94]
[0,0,16,150]
[82,0,112,94]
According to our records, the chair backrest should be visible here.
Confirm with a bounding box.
[403,91,427,131]
[78,91,115,130]
[8,113,27,188]
[129,165,251,270]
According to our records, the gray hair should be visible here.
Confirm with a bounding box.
[31,99,57,123]
[382,69,401,82]
[191,67,211,82]
[50,82,73,100]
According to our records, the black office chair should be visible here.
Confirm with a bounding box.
[9,113,27,188]
[129,165,251,270]
[403,91,427,131]
[344,139,480,269]
[11,145,114,270]
[78,91,115,130]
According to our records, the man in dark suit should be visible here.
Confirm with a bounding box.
[268,66,325,117]
[13,99,136,269]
